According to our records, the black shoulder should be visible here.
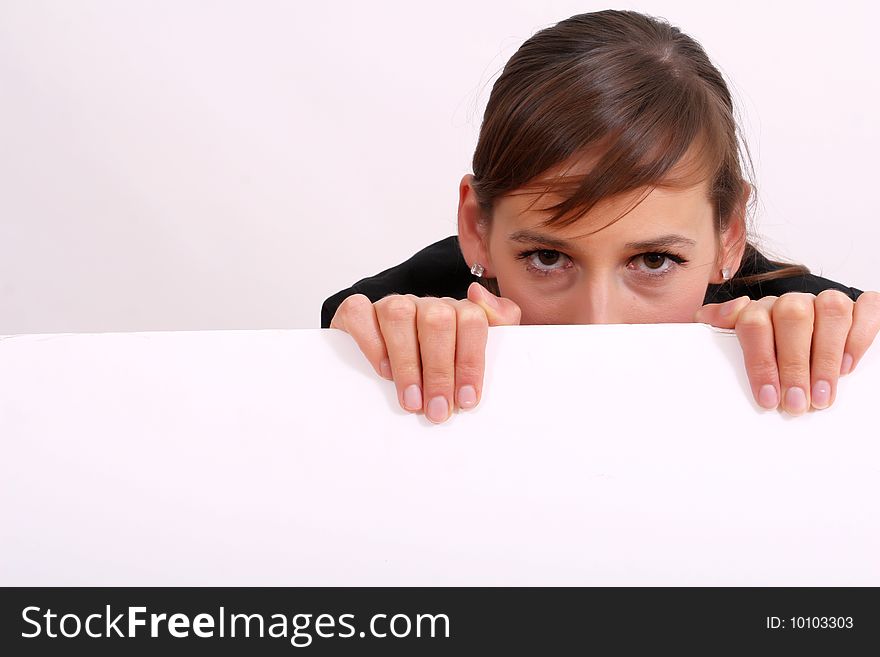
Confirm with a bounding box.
[704,247,864,305]
[320,235,474,328]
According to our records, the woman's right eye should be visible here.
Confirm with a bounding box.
[516,249,573,276]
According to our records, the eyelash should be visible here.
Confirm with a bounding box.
[514,248,689,278]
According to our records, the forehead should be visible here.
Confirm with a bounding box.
[492,138,715,239]
[495,178,713,243]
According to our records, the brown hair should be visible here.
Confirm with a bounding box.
[469,9,807,296]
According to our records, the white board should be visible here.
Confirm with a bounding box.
[1,324,878,585]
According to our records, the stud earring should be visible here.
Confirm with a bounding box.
[470,262,485,277]
[721,267,731,281]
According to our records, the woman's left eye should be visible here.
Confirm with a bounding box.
[628,252,687,276]
[516,249,573,276]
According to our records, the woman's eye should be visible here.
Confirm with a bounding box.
[643,253,666,269]
[517,249,572,275]
[535,250,561,267]
[629,252,686,276]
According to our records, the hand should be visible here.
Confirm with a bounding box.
[329,282,522,423]
[694,290,880,415]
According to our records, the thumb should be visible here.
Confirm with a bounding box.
[693,295,751,329]
[467,282,522,327]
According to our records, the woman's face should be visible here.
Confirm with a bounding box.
[484,180,725,325]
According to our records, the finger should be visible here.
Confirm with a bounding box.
[416,298,458,424]
[329,293,392,380]
[467,282,522,326]
[734,297,780,410]
[375,294,424,414]
[452,300,489,411]
[842,291,880,375]
[771,293,815,416]
[809,290,853,409]
[693,295,752,328]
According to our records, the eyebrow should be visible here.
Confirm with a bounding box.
[507,229,697,251]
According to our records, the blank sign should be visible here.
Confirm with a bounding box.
[1,324,878,585]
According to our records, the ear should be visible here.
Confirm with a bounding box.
[457,174,494,275]
[711,182,750,284]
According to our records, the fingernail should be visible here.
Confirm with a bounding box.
[458,385,477,409]
[379,358,392,380]
[811,380,831,409]
[758,384,779,409]
[426,396,449,423]
[783,386,808,415]
[403,384,422,411]
[840,352,853,375]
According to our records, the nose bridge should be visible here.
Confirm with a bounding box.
[576,273,624,325]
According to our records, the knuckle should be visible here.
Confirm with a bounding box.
[776,360,809,384]
[393,363,421,381]
[332,294,374,331]
[420,302,456,328]
[772,293,814,322]
[339,292,369,307]
[815,290,853,317]
[811,354,842,376]
[338,293,372,316]
[857,290,880,311]
[377,295,416,323]
[457,303,489,328]
[736,305,771,331]
[748,363,779,384]
[455,362,484,382]
[753,295,778,313]
[421,365,455,387]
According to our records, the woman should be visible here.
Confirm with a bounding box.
[322,9,879,423]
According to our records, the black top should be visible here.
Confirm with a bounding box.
[321,235,864,328]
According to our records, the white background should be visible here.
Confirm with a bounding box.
[1,0,877,334]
